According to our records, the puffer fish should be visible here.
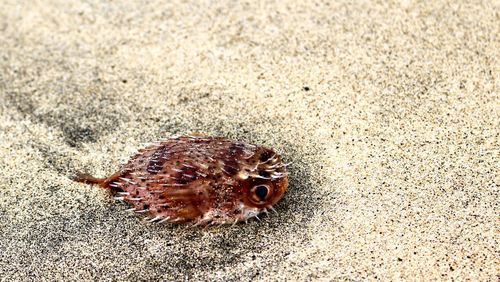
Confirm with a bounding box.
[74,134,289,226]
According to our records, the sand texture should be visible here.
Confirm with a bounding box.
[0,0,498,280]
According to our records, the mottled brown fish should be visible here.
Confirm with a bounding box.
[74,134,289,226]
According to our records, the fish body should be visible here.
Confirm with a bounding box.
[74,135,288,225]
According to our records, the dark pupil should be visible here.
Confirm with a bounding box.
[255,185,268,200]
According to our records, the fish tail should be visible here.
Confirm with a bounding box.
[72,172,107,187]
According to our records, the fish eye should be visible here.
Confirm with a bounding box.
[250,184,272,204]
[255,185,269,200]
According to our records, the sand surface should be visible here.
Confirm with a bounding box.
[0,0,498,280]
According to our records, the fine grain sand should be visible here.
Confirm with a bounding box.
[0,1,498,281]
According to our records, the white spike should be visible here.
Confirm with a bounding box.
[158,217,171,224]
[250,174,271,180]
[113,197,125,201]
[196,171,207,177]
[192,220,204,227]
[160,183,185,187]
[269,206,278,214]
[119,177,137,185]
[195,162,209,169]
[149,216,162,222]
[258,154,276,165]
[251,162,260,171]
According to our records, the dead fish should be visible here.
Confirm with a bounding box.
[73,134,289,226]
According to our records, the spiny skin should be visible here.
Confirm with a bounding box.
[74,135,289,225]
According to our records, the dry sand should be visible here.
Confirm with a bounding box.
[0,0,498,280]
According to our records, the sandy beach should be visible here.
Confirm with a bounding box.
[0,0,498,280]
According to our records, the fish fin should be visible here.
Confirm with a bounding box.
[73,170,123,188]
[72,172,107,186]
[161,183,210,201]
